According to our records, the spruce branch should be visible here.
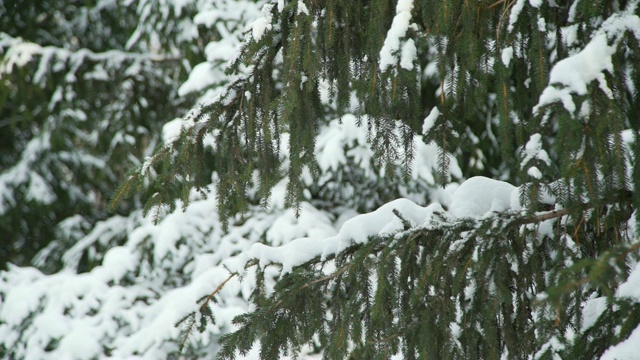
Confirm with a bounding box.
[108,174,137,212]
[199,273,238,312]
[518,208,570,225]
[269,262,352,311]
[392,208,413,230]
[200,193,634,357]
[204,193,631,307]
[178,273,238,352]
[177,314,197,352]
[0,34,183,64]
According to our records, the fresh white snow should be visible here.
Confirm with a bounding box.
[3,1,640,359]
[242,199,446,274]
[249,3,274,41]
[379,0,416,72]
[535,8,640,115]
[449,176,516,219]
[501,46,514,67]
[422,106,440,135]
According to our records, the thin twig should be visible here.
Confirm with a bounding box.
[487,0,508,10]
[519,208,571,224]
[270,254,362,310]
[199,272,238,311]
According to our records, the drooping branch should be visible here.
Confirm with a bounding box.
[199,195,632,315]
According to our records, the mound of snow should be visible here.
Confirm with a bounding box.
[449,176,518,218]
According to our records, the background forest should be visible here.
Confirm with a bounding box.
[1,0,640,359]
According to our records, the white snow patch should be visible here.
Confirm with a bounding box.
[400,38,417,70]
[95,246,137,283]
[249,4,274,41]
[527,166,542,179]
[162,118,183,145]
[528,0,542,8]
[178,62,217,96]
[57,322,102,359]
[26,173,56,205]
[501,47,514,67]
[449,176,516,219]
[266,203,337,247]
[521,133,551,168]
[0,40,43,74]
[246,199,445,274]
[379,0,415,72]
[422,106,440,135]
[0,133,53,214]
[581,295,607,332]
[568,0,579,22]
[297,0,309,15]
[315,115,369,172]
[535,12,640,115]
[548,34,613,94]
[537,17,546,32]
[617,262,640,300]
[601,325,640,360]
[562,24,579,47]
[507,0,526,32]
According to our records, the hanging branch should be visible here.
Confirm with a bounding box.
[193,193,632,329]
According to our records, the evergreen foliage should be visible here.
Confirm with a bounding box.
[1,0,640,359]
[0,0,200,269]
[116,0,640,358]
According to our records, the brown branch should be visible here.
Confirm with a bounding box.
[199,273,238,312]
[207,193,631,317]
[269,247,371,310]
[495,0,515,42]
[487,0,508,10]
[519,208,571,225]
[516,190,632,226]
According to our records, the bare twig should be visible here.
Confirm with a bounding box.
[519,208,571,224]
[487,0,508,10]
[199,272,238,311]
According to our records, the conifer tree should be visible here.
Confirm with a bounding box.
[1,0,640,359]
[1,1,274,358]
[0,0,203,270]
[117,0,640,358]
